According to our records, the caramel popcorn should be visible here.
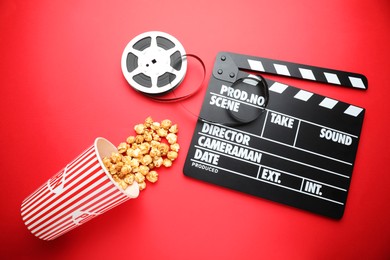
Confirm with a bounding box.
[120,165,132,175]
[122,155,132,165]
[138,181,146,191]
[129,158,139,168]
[135,135,144,144]
[158,143,169,156]
[166,133,177,145]
[110,152,122,163]
[134,172,145,183]
[124,174,135,185]
[151,122,160,130]
[131,148,141,158]
[139,165,150,175]
[144,116,153,127]
[102,116,179,192]
[170,143,180,152]
[119,181,128,190]
[156,128,168,137]
[162,158,172,167]
[153,156,163,167]
[169,124,178,134]
[146,170,158,183]
[139,143,150,154]
[134,124,145,135]
[140,154,152,166]
[149,147,161,157]
[143,132,153,142]
[126,135,136,144]
[161,119,172,130]
[167,151,178,161]
[103,157,112,168]
[109,165,117,175]
[152,133,161,141]
[117,142,128,153]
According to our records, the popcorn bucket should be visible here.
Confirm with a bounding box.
[20,137,139,240]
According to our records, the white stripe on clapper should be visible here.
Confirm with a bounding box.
[344,105,363,117]
[299,68,316,80]
[319,98,338,109]
[274,64,291,76]
[324,72,341,85]
[247,59,265,72]
[294,90,313,101]
[269,82,288,93]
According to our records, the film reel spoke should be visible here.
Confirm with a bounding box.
[127,66,142,78]
[169,68,181,78]
[150,74,159,88]
[129,48,143,59]
[150,34,158,50]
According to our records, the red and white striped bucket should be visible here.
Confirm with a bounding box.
[20,137,139,240]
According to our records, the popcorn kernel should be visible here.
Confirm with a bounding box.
[146,171,158,183]
[163,158,172,167]
[140,154,153,166]
[126,136,136,144]
[153,157,163,168]
[110,152,122,163]
[156,128,168,137]
[139,165,150,175]
[166,133,178,144]
[161,119,172,130]
[118,180,128,190]
[103,157,112,168]
[121,165,132,175]
[169,124,178,134]
[124,174,135,185]
[138,181,146,191]
[167,151,178,161]
[135,135,144,144]
[144,116,153,127]
[158,143,169,156]
[134,124,145,135]
[134,172,145,183]
[151,122,160,130]
[117,142,128,154]
[170,143,180,152]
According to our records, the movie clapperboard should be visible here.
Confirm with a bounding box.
[184,52,367,219]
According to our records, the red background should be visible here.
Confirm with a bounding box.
[1,0,389,259]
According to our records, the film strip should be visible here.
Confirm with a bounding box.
[184,52,366,219]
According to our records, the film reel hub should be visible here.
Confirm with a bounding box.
[139,48,170,77]
[121,31,187,95]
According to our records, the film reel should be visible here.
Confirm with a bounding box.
[121,31,187,95]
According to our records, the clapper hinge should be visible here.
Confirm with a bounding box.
[212,52,239,83]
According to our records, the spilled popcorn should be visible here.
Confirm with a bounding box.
[103,116,179,191]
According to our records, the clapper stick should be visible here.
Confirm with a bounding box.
[213,52,368,90]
